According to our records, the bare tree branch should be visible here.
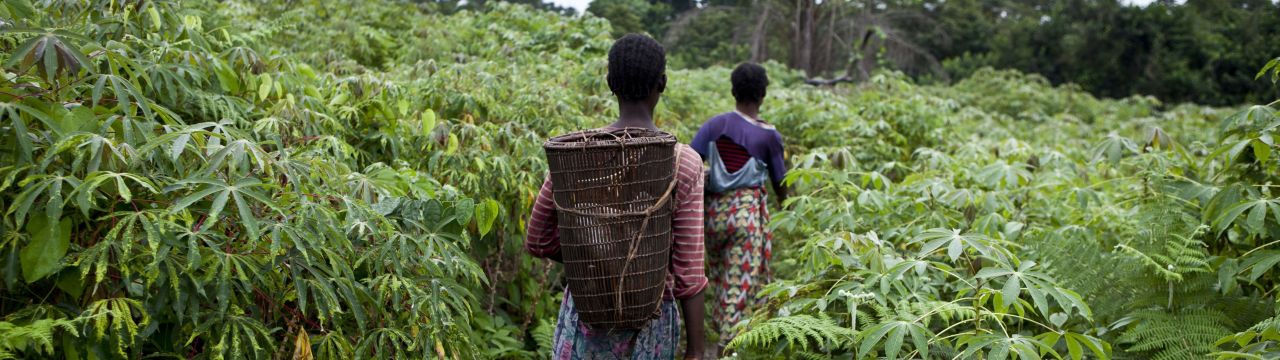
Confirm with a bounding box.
[662,5,741,48]
[804,75,855,86]
[750,1,772,62]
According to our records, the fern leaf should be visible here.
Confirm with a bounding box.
[727,315,854,353]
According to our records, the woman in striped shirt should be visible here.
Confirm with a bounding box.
[525,34,707,360]
[690,62,788,352]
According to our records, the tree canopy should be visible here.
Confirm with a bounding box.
[589,0,1280,105]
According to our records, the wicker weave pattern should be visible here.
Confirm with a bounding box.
[543,128,680,330]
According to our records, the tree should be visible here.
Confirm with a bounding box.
[918,0,1280,105]
[588,0,674,37]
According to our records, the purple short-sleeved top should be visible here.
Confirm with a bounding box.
[691,112,787,184]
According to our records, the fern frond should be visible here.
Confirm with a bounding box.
[726,315,854,353]
[1119,308,1232,360]
[532,318,555,355]
[0,318,78,357]
[903,300,975,325]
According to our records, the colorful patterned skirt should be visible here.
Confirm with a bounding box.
[704,186,773,347]
[551,290,681,359]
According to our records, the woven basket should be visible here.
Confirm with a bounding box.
[543,127,680,330]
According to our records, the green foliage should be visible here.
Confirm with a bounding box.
[726,315,854,353]
[664,7,752,69]
[0,1,518,358]
[587,0,673,37]
[918,0,1280,106]
[640,0,1280,105]
[1,0,1278,359]
[1216,315,1280,359]
[0,318,77,359]
[729,61,1278,359]
[1259,57,1280,84]
[1118,309,1233,360]
[18,215,70,283]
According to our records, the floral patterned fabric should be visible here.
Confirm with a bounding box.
[552,290,681,359]
[704,186,773,346]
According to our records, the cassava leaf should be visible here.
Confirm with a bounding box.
[20,216,71,283]
[476,198,499,236]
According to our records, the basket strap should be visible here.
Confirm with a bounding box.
[610,149,681,321]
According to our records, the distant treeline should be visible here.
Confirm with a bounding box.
[910,0,1280,106]
[480,0,1280,106]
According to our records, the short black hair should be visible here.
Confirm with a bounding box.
[607,34,666,102]
[731,62,768,104]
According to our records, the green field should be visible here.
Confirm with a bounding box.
[1,1,1279,359]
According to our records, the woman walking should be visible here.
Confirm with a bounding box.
[690,63,787,352]
[525,34,707,359]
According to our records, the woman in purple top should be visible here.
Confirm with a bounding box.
[689,63,787,352]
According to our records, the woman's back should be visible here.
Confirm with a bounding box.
[692,112,787,189]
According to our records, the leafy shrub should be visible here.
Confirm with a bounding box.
[1,1,1278,359]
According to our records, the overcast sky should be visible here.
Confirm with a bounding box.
[548,0,1165,15]
[552,0,590,12]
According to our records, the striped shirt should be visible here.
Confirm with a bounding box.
[526,144,708,300]
[715,137,751,173]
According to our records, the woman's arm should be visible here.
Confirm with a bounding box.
[671,146,709,358]
[680,290,706,359]
[525,178,562,261]
[767,131,789,205]
[771,180,789,205]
